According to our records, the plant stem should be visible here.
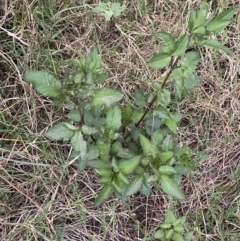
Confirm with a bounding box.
[135,56,181,128]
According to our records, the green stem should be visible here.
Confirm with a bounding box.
[135,56,181,128]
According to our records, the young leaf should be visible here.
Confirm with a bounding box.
[94,184,112,207]
[119,155,141,175]
[160,175,186,199]
[172,232,184,241]
[165,210,177,224]
[199,39,233,55]
[206,19,231,32]
[190,1,208,30]
[24,71,61,97]
[96,140,111,162]
[105,105,121,131]
[172,35,189,56]
[91,88,123,107]
[154,230,165,239]
[45,122,74,141]
[93,2,108,13]
[124,175,143,196]
[111,2,126,17]
[148,53,171,69]
[70,131,87,157]
[153,32,175,54]
[139,134,159,158]
[160,151,174,163]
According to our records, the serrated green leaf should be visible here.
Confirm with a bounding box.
[93,3,108,13]
[153,32,175,54]
[206,19,231,32]
[199,39,233,55]
[157,89,171,107]
[81,125,98,135]
[165,118,177,133]
[149,53,171,69]
[24,71,61,97]
[172,35,189,56]
[162,134,174,151]
[70,131,87,157]
[174,164,191,175]
[119,155,141,175]
[172,232,184,241]
[181,52,200,73]
[159,164,176,175]
[184,74,201,90]
[215,8,237,21]
[105,105,121,131]
[124,175,143,196]
[139,134,159,158]
[160,175,186,199]
[45,122,74,141]
[152,129,164,145]
[91,88,123,107]
[66,109,81,122]
[94,184,112,207]
[154,229,165,239]
[166,210,177,224]
[174,224,184,233]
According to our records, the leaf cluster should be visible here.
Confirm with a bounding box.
[23,2,236,208]
[154,210,193,241]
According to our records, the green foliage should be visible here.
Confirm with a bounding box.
[23,2,236,210]
[93,2,126,21]
[154,210,193,241]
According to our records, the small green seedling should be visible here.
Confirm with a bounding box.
[154,210,193,241]
[23,2,236,208]
[93,2,126,21]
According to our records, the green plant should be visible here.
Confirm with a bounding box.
[23,1,236,208]
[93,2,126,21]
[154,210,193,241]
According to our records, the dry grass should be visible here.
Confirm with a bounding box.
[0,0,239,240]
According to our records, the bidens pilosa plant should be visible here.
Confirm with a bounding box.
[24,2,236,208]
[154,209,193,241]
